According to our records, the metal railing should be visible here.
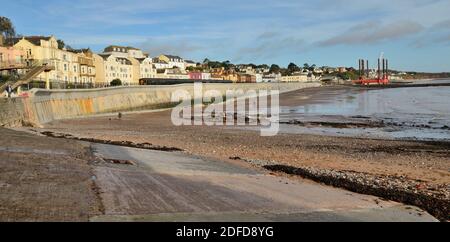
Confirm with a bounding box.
[0,60,27,69]
[0,59,52,69]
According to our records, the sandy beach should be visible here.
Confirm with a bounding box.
[28,86,449,220]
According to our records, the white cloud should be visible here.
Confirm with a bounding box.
[318,20,424,46]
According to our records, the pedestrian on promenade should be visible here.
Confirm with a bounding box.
[6,85,13,98]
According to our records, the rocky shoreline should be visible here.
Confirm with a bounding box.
[230,156,449,221]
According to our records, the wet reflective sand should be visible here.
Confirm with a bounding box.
[279,80,450,141]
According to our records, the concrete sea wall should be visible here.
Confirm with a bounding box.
[1,83,320,127]
[0,98,36,127]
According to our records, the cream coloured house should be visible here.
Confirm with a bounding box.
[158,54,185,70]
[11,36,79,84]
[280,74,309,83]
[152,58,170,70]
[68,49,96,85]
[100,54,135,85]
[93,53,106,86]
[136,57,157,79]
[100,45,156,84]
[156,68,189,79]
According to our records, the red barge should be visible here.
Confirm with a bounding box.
[353,57,390,85]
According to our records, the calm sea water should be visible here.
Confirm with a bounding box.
[279,80,450,141]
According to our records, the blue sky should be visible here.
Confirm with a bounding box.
[1,0,450,72]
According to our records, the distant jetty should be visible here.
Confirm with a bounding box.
[348,82,450,89]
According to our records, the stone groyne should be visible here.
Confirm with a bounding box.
[0,82,320,127]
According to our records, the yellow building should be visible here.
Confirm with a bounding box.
[10,36,98,86]
[100,45,155,85]
[136,57,157,79]
[92,53,106,86]
[68,49,96,85]
[100,54,135,85]
[158,54,185,69]
[280,74,309,83]
[128,57,141,84]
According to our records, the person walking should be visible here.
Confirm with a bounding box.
[6,85,13,98]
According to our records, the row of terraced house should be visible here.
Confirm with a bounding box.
[0,35,208,87]
[1,35,318,88]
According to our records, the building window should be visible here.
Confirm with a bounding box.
[64,64,67,71]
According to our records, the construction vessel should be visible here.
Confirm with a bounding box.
[353,55,390,85]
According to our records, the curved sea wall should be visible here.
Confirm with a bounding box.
[1,82,320,127]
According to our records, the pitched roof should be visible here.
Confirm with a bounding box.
[104,45,141,53]
[5,36,52,46]
[98,54,111,60]
[135,58,146,63]
[116,57,132,65]
[152,58,169,64]
[67,48,92,54]
[162,54,183,60]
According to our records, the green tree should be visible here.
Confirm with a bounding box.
[288,63,300,73]
[57,39,65,49]
[269,64,281,74]
[0,16,16,39]
[110,79,122,86]
[221,60,231,69]
[303,63,310,70]
[337,70,358,80]
[248,63,257,69]
[57,39,73,50]
[257,64,269,70]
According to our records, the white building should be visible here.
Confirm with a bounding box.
[262,73,282,83]
[102,45,147,59]
[201,72,211,80]
[185,60,197,69]
[255,74,263,83]
[152,58,170,70]
[100,54,134,85]
[158,54,185,70]
[136,57,157,79]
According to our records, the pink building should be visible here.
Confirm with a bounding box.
[188,72,203,80]
[0,46,25,65]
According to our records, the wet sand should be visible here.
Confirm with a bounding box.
[0,128,103,221]
[31,86,450,220]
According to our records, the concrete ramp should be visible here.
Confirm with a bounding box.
[90,143,437,222]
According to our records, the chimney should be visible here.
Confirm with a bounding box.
[361,60,365,77]
[358,59,361,76]
[386,59,389,78]
[366,60,369,78]
[378,58,381,79]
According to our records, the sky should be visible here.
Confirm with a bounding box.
[1,0,450,72]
